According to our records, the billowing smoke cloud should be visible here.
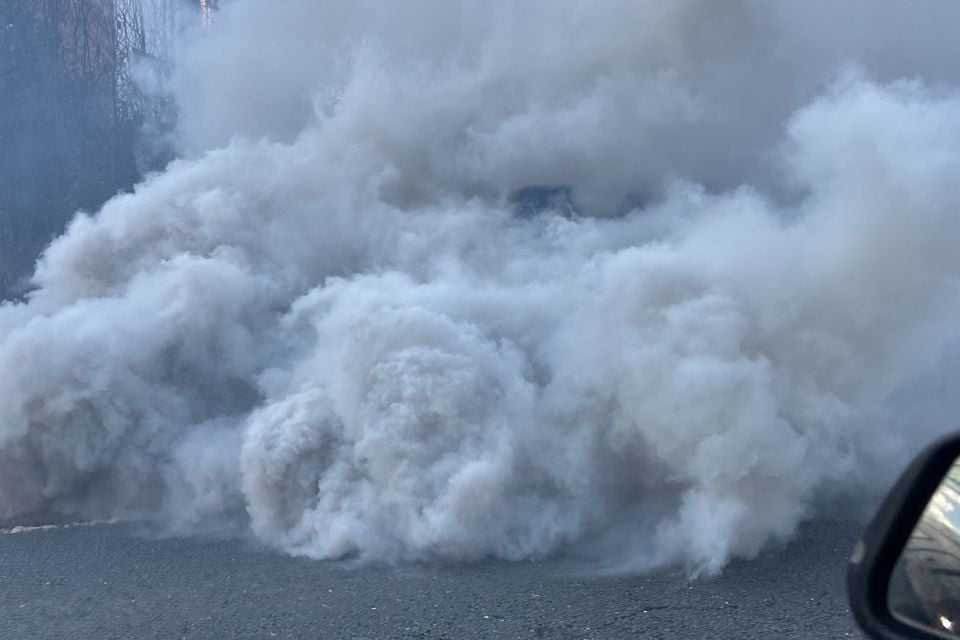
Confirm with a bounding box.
[2,0,960,575]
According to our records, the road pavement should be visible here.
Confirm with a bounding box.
[0,519,864,639]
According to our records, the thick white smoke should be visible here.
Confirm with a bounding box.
[2,0,960,575]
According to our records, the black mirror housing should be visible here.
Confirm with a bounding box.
[849,433,960,639]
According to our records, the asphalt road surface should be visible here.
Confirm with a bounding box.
[0,519,863,639]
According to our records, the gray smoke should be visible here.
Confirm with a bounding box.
[2,0,960,575]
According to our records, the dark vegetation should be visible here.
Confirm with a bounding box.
[0,0,179,298]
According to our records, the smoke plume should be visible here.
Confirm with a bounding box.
[3,0,960,575]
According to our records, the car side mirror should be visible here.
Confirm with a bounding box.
[849,434,960,639]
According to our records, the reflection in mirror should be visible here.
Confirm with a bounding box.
[889,458,960,636]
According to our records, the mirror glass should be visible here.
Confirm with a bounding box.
[889,458,960,636]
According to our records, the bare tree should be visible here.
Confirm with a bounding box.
[0,0,161,297]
